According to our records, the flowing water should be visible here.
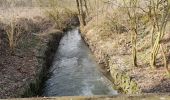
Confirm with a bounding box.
[42,28,117,96]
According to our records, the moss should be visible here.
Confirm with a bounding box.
[109,67,140,94]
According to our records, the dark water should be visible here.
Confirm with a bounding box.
[42,28,117,96]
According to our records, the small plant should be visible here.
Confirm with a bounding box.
[5,18,22,51]
[39,0,77,30]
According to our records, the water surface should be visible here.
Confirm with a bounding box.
[42,28,117,96]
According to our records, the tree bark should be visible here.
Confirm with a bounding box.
[76,0,86,26]
[132,30,138,67]
[160,44,169,75]
[83,0,89,15]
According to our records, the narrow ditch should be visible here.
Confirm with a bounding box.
[40,28,117,96]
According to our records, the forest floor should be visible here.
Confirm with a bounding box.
[82,9,170,93]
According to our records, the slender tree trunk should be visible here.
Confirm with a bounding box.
[132,30,137,67]
[123,0,138,67]
[160,44,169,75]
[76,0,81,15]
[76,0,86,26]
[83,0,89,15]
[150,25,155,68]
[150,31,161,68]
[79,0,86,26]
[151,25,155,49]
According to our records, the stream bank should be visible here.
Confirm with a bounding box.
[81,28,140,94]
[80,14,170,94]
[22,19,79,97]
[0,13,79,98]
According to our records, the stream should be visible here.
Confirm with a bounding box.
[41,28,117,96]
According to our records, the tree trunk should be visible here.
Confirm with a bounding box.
[150,31,161,68]
[76,0,86,26]
[160,44,169,75]
[83,0,89,15]
[131,30,137,67]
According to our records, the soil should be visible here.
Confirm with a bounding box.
[0,6,79,98]
[0,47,38,98]
[131,67,170,93]
[82,17,170,94]
[0,16,55,98]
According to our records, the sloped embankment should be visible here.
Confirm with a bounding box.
[0,14,79,98]
[81,12,170,94]
[81,27,140,94]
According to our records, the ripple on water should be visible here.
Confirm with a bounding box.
[42,28,118,96]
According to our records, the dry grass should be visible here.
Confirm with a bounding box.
[0,0,79,98]
[84,0,170,69]
[82,0,170,93]
[0,0,78,50]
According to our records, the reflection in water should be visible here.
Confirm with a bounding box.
[42,28,117,96]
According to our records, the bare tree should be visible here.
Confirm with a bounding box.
[83,0,89,15]
[76,0,87,27]
[123,0,139,67]
[149,0,170,68]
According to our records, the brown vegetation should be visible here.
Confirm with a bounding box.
[1,0,170,98]
[81,0,170,93]
[0,0,78,98]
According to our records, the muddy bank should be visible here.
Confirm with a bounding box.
[0,16,55,98]
[81,28,140,94]
[0,14,79,98]
[23,18,79,98]
[22,31,64,97]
